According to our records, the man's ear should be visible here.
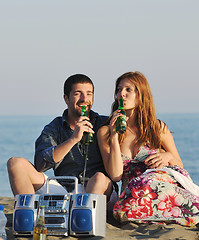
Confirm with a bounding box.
[64,94,69,105]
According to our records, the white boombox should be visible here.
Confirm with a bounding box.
[12,176,106,237]
[69,193,106,237]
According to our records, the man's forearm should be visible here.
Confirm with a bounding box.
[53,137,78,163]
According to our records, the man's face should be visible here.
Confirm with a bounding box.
[64,83,94,117]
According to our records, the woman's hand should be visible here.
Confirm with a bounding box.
[144,152,172,169]
[109,110,127,135]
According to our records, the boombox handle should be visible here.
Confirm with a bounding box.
[46,176,78,194]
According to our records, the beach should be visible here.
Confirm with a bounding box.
[1,115,199,239]
[1,196,199,240]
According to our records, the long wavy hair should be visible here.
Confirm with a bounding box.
[111,71,162,149]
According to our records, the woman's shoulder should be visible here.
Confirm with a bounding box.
[157,119,168,133]
[97,125,110,137]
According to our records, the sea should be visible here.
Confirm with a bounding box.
[1,113,199,197]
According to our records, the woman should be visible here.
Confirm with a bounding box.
[97,71,199,226]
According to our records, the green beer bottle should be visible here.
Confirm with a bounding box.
[116,98,126,134]
[81,105,93,145]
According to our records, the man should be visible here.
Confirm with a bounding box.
[7,74,113,199]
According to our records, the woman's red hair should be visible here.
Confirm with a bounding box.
[112,71,162,148]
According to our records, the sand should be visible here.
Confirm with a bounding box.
[1,196,199,240]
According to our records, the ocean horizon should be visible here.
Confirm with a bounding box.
[1,113,199,197]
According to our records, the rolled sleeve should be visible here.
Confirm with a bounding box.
[35,146,56,172]
[34,118,61,172]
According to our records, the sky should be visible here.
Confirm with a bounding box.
[0,0,199,116]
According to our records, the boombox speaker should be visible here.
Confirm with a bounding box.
[13,194,40,235]
[69,193,106,237]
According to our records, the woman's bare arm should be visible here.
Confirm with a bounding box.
[144,122,183,168]
[97,126,123,182]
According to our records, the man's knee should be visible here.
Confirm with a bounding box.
[7,157,29,172]
[87,172,113,195]
[91,172,108,183]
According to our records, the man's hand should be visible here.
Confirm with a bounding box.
[71,116,95,143]
[144,152,171,169]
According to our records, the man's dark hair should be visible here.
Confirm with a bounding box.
[64,74,94,98]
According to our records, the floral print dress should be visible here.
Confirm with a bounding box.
[113,145,199,226]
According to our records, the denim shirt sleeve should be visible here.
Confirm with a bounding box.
[34,119,60,172]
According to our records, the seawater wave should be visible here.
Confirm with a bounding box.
[0,113,199,197]
[158,113,199,185]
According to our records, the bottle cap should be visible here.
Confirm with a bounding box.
[0,205,4,210]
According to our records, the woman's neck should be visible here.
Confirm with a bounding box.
[125,108,137,128]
